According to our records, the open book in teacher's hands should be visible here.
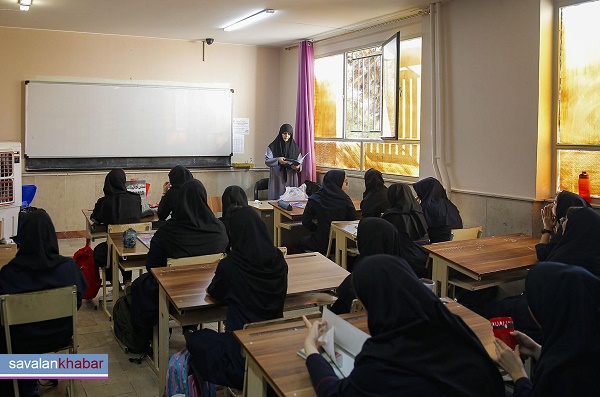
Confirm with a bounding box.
[285,152,310,166]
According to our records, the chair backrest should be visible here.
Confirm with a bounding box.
[243,312,321,330]
[0,285,77,354]
[451,226,483,241]
[207,196,223,214]
[278,246,288,256]
[254,178,269,200]
[107,222,152,233]
[167,253,226,267]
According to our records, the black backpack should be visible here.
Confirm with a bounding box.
[113,293,150,355]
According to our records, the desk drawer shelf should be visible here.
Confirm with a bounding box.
[448,267,531,292]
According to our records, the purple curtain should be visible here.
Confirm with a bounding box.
[295,40,316,182]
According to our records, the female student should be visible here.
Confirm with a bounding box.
[0,209,87,396]
[265,123,303,200]
[536,190,591,261]
[157,165,193,220]
[220,185,248,232]
[330,217,400,314]
[186,206,288,389]
[91,168,141,289]
[296,170,357,255]
[303,255,504,397]
[381,183,429,276]
[130,179,228,334]
[413,177,462,243]
[360,168,390,218]
[495,262,600,396]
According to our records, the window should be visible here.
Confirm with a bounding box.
[314,34,422,177]
[556,0,600,198]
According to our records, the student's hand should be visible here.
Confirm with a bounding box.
[278,157,287,165]
[541,203,555,230]
[494,338,528,382]
[511,331,542,360]
[163,181,171,194]
[303,316,327,356]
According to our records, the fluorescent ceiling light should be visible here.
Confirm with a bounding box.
[19,5,29,11]
[20,0,32,5]
[223,9,275,32]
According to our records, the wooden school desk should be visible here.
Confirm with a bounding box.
[82,209,162,242]
[151,251,349,395]
[330,220,360,269]
[234,300,496,397]
[424,233,538,298]
[270,200,361,247]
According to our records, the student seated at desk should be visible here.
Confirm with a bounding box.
[330,217,400,314]
[413,177,462,243]
[0,209,87,397]
[91,168,142,290]
[495,262,600,397]
[157,165,193,221]
[130,179,228,336]
[296,170,357,255]
[487,206,600,343]
[381,183,429,277]
[186,206,288,389]
[360,168,390,218]
[535,190,590,261]
[303,255,504,397]
[220,185,248,251]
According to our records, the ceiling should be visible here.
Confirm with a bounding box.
[0,0,433,47]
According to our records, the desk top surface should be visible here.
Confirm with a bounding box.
[331,220,360,238]
[248,200,274,211]
[424,233,538,276]
[108,232,151,257]
[269,200,361,217]
[234,300,495,397]
[82,209,160,230]
[152,252,349,313]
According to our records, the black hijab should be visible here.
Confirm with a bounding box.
[357,217,400,257]
[168,165,193,189]
[553,190,591,238]
[351,255,504,396]
[225,206,288,319]
[8,208,69,270]
[268,123,301,182]
[525,262,600,396]
[545,206,600,277]
[309,170,353,211]
[221,185,248,216]
[382,183,428,240]
[103,168,128,196]
[154,179,228,258]
[413,177,462,229]
[360,168,390,218]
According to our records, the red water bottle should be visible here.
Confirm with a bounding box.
[578,171,591,203]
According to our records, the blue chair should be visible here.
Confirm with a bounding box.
[21,184,37,207]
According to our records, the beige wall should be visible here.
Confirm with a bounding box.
[1,27,280,230]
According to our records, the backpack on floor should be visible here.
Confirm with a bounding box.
[74,243,101,300]
[166,347,215,397]
[112,293,150,355]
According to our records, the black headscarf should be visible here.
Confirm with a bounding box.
[224,206,288,319]
[357,217,400,257]
[154,179,228,258]
[360,168,390,218]
[525,262,600,396]
[268,124,301,183]
[413,177,462,229]
[221,185,248,216]
[8,209,69,270]
[351,255,504,396]
[308,170,353,211]
[382,183,428,240]
[103,168,128,196]
[545,206,600,277]
[553,190,591,238]
[168,165,193,189]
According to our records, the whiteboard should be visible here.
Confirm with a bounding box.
[25,81,233,159]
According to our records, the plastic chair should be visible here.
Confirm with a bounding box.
[21,184,37,206]
[0,285,78,397]
[254,178,269,200]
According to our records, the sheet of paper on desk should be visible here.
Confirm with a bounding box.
[137,233,153,249]
[289,201,306,208]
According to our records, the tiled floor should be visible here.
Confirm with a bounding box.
[37,237,211,397]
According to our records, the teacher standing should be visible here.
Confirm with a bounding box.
[265,123,302,200]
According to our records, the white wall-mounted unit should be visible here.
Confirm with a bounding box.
[0,142,22,240]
